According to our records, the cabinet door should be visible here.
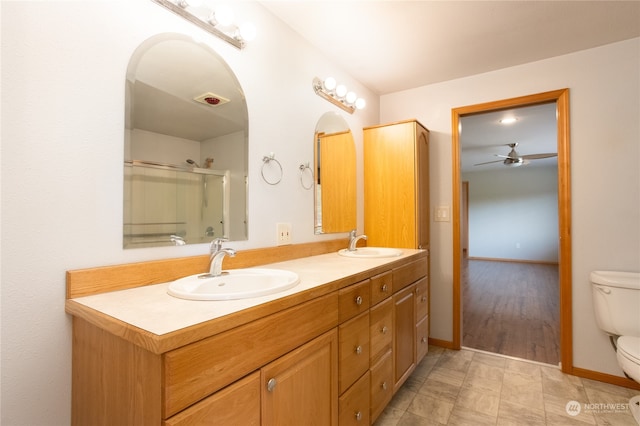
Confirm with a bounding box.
[370,350,393,423]
[370,297,392,364]
[339,312,370,394]
[338,371,370,426]
[393,284,416,392]
[164,372,260,426]
[262,329,338,426]
[416,315,429,363]
[364,121,417,248]
[416,123,430,250]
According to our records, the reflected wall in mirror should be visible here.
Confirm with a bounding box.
[124,33,248,248]
[314,112,356,234]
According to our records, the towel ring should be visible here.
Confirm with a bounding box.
[261,153,283,185]
[299,163,314,190]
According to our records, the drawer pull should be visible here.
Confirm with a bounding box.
[381,326,388,334]
[421,337,428,343]
[355,345,362,355]
[266,378,277,392]
[381,284,388,293]
[421,296,427,302]
[355,411,362,421]
[381,381,388,390]
[355,295,363,306]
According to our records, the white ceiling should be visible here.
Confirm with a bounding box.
[261,0,640,95]
[260,0,639,172]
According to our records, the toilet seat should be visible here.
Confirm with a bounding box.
[617,336,640,383]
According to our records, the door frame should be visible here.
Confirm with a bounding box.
[451,89,572,372]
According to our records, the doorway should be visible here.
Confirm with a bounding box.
[451,89,573,373]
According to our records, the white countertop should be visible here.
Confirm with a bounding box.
[72,250,423,336]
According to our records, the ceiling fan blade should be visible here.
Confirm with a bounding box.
[521,153,558,160]
[473,159,503,166]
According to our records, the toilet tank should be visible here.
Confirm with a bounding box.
[591,271,640,337]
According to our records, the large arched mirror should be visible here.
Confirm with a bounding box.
[124,33,248,248]
[314,112,356,234]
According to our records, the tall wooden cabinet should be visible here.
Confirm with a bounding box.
[364,119,431,384]
[363,119,430,250]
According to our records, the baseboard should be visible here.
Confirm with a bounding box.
[428,337,457,350]
[571,366,640,391]
[467,256,559,265]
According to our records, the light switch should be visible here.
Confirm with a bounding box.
[435,205,450,222]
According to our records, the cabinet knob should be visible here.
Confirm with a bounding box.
[381,326,388,334]
[381,381,388,390]
[355,345,362,355]
[266,378,277,392]
[381,284,388,293]
[355,295,363,306]
[421,296,427,302]
[355,411,362,421]
[421,337,428,343]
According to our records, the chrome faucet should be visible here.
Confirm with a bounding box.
[348,229,367,251]
[208,238,236,276]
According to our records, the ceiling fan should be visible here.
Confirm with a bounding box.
[474,143,557,167]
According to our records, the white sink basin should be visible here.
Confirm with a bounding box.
[338,247,403,258]
[167,268,300,301]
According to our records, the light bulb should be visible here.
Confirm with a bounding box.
[323,77,337,92]
[214,5,234,26]
[355,98,366,110]
[335,85,347,98]
[239,22,256,41]
[345,91,357,105]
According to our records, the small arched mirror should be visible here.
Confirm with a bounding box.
[124,33,248,248]
[314,112,356,234]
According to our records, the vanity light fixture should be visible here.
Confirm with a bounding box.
[313,77,366,114]
[151,0,256,49]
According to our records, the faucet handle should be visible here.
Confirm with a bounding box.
[209,237,228,253]
[349,229,357,239]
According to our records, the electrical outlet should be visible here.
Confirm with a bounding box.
[277,223,292,246]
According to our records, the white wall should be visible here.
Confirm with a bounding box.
[0,1,379,424]
[463,166,559,262]
[381,38,640,377]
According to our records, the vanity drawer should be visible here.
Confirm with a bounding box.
[370,271,393,306]
[163,293,338,418]
[339,371,370,426]
[338,311,370,394]
[369,297,392,364]
[339,279,370,323]
[164,372,260,426]
[415,276,429,320]
[393,258,428,292]
[370,350,393,423]
[416,315,429,363]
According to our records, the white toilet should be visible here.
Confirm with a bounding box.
[591,270,640,424]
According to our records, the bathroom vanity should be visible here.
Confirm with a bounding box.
[65,241,429,425]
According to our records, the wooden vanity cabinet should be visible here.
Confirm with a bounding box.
[363,119,430,250]
[262,330,338,426]
[68,249,430,426]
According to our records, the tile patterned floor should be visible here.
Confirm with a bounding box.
[374,346,640,426]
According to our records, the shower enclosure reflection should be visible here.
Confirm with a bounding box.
[124,161,230,248]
